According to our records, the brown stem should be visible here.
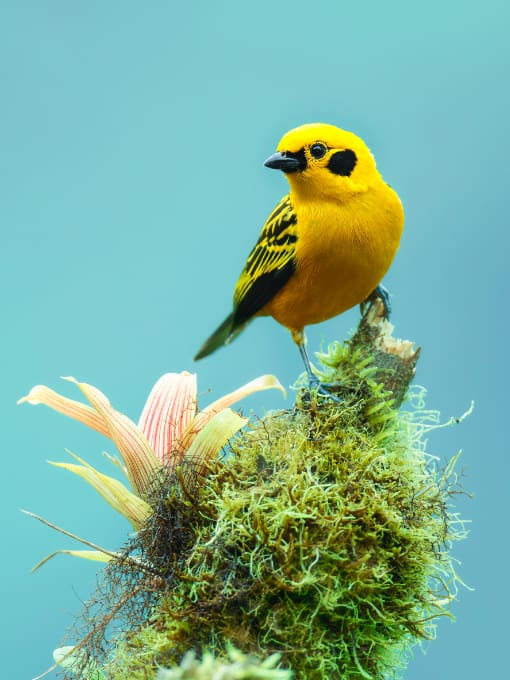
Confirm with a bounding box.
[350,299,421,407]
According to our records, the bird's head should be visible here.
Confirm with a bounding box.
[264,123,382,201]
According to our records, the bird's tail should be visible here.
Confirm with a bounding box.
[194,313,246,360]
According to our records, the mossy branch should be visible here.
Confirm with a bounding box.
[60,304,467,680]
[350,299,421,407]
[313,298,420,408]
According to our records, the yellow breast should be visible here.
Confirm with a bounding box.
[263,183,404,332]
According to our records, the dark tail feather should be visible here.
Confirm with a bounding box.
[194,313,247,360]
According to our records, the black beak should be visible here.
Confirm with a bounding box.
[264,151,304,173]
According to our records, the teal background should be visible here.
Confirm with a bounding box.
[2,1,508,677]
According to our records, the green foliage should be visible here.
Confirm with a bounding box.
[104,342,467,680]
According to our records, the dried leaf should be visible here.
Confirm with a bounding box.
[49,451,152,529]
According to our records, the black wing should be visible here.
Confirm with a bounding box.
[233,194,298,325]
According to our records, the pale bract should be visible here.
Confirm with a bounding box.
[19,371,284,563]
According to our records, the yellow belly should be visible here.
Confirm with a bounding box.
[263,187,404,332]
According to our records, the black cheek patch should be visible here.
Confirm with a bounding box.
[327,149,357,176]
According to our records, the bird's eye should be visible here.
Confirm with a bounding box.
[309,143,327,159]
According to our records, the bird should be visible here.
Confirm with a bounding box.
[194,123,404,390]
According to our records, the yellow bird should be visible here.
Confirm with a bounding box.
[195,123,404,388]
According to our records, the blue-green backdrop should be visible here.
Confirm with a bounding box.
[2,1,508,677]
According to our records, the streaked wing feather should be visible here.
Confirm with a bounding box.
[233,195,298,325]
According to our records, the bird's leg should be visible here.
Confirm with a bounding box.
[360,284,391,319]
[292,329,317,385]
[292,329,341,402]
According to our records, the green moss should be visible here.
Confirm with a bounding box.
[104,341,466,680]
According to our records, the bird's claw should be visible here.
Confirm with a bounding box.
[306,376,343,403]
[360,284,391,320]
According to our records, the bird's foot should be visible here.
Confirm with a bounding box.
[305,375,343,403]
[360,284,391,319]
